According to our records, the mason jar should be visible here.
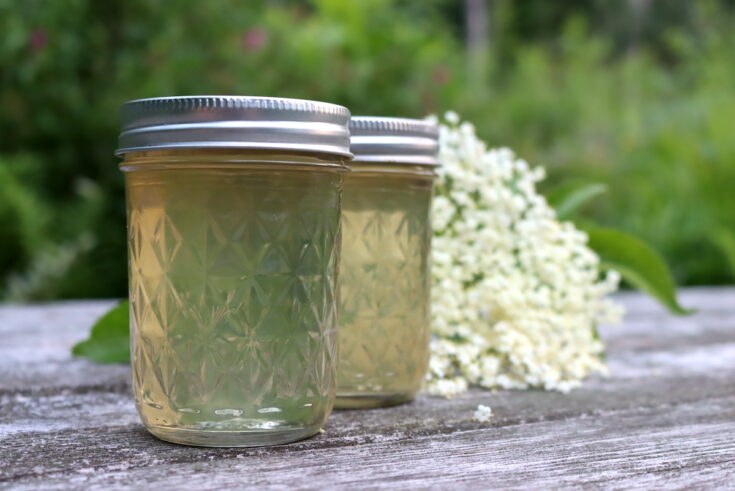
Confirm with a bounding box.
[336,117,440,408]
[116,96,351,446]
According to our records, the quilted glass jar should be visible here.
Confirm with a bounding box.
[336,117,440,408]
[116,96,351,446]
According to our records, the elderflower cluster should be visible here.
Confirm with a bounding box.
[473,404,494,423]
[426,112,623,397]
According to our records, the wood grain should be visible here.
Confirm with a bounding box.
[1,288,734,489]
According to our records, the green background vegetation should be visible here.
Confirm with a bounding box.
[1,0,734,300]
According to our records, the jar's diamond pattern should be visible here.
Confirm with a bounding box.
[127,168,340,432]
[338,176,433,398]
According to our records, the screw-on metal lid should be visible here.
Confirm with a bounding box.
[116,96,352,158]
[349,116,440,166]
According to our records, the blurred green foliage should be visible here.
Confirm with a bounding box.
[467,2,735,286]
[0,0,734,300]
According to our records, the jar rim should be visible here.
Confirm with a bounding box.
[119,147,350,173]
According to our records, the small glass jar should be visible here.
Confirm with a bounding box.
[116,96,351,446]
[336,117,440,408]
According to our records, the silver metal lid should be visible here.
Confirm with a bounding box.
[349,116,440,166]
[116,96,352,157]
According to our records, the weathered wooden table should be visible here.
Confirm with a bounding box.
[1,288,733,489]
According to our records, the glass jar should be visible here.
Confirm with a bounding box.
[116,96,351,446]
[336,117,440,408]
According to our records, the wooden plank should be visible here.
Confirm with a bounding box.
[0,301,128,394]
[3,391,734,489]
[1,288,734,488]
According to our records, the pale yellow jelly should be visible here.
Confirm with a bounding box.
[123,150,345,446]
[336,163,435,408]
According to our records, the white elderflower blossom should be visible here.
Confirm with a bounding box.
[427,114,624,397]
[473,404,494,423]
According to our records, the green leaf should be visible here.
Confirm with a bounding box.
[585,227,692,315]
[710,228,735,278]
[72,300,130,363]
[546,181,607,220]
